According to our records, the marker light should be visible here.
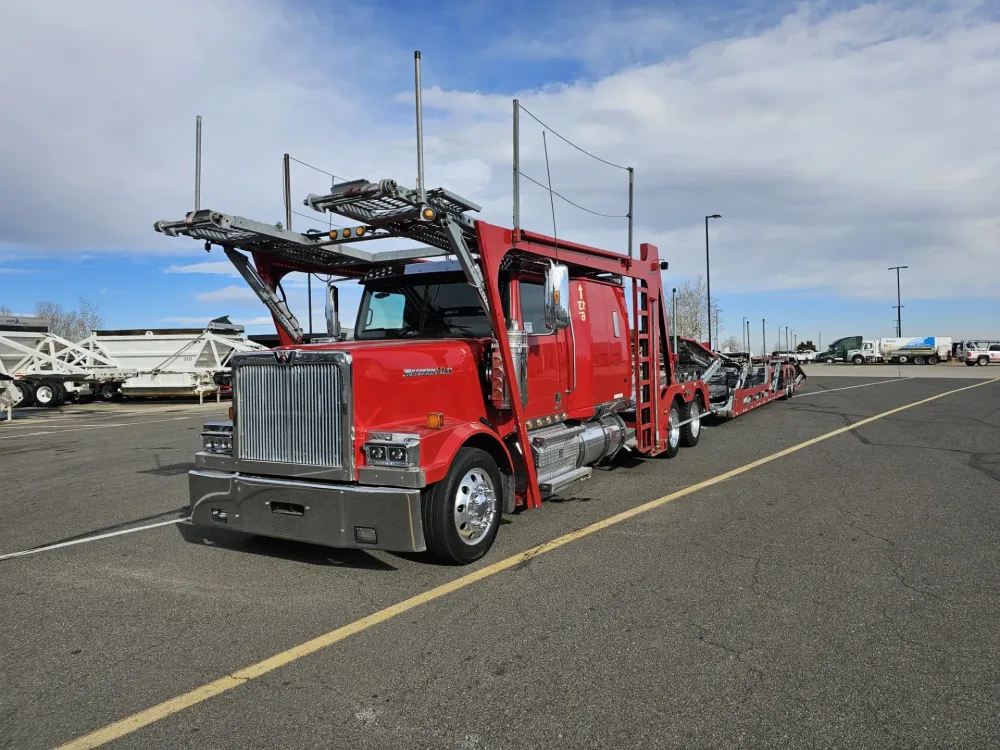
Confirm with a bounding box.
[421,207,436,220]
[426,412,444,430]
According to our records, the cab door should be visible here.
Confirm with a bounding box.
[515,275,569,420]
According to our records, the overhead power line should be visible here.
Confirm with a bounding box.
[516,103,629,171]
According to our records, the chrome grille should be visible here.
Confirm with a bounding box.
[236,362,343,467]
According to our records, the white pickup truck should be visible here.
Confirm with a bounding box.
[956,342,1000,366]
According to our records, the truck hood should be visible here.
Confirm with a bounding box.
[278,338,489,435]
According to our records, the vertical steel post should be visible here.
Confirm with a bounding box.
[746,319,751,357]
[705,216,711,349]
[672,287,678,357]
[513,99,520,235]
[627,167,634,259]
[762,320,766,358]
[414,51,426,204]
[195,115,202,211]
[283,153,292,231]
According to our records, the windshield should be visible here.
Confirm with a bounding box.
[355,274,492,340]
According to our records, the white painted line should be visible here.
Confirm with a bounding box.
[0,517,189,562]
[0,415,204,441]
[795,378,910,397]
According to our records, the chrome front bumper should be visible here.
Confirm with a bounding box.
[189,469,426,553]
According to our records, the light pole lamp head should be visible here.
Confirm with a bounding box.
[707,214,721,219]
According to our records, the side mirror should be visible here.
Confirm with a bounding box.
[325,284,343,340]
[543,262,571,331]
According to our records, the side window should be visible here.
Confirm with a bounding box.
[518,280,549,335]
[990,345,1000,352]
[365,291,406,330]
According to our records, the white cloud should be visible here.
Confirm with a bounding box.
[164,261,240,277]
[195,285,259,304]
[1,0,998,311]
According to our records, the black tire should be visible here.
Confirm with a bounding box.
[75,392,96,404]
[978,357,989,367]
[34,381,66,408]
[966,361,977,367]
[914,356,925,365]
[897,355,908,364]
[98,382,119,401]
[661,403,681,458]
[852,355,863,365]
[12,380,35,408]
[422,447,503,565]
[927,355,939,365]
[680,398,702,447]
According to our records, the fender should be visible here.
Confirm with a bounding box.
[420,421,514,486]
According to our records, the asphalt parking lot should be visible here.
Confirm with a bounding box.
[2,374,1000,749]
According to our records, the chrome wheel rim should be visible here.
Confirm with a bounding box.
[453,468,497,546]
[668,408,680,448]
[689,402,701,438]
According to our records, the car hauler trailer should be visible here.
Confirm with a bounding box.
[154,53,805,564]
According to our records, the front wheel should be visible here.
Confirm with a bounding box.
[422,447,503,565]
[978,357,990,366]
[852,355,863,365]
[680,399,701,447]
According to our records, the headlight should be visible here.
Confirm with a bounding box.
[201,421,233,455]
[363,434,419,467]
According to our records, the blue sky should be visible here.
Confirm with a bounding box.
[1,0,998,344]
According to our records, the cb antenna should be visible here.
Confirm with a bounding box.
[414,51,426,204]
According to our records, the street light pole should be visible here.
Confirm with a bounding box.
[762,319,766,358]
[889,265,908,337]
[742,316,749,353]
[705,214,721,349]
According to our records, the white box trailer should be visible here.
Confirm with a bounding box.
[74,319,267,400]
[849,336,952,365]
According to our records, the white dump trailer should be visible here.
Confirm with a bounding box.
[74,318,266,400]
[0,316,110,407]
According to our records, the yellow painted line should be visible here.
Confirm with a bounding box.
[54,377,998,750]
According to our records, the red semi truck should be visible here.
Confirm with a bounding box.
[155,175,804,564]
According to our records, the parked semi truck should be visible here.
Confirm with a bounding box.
[153,52,805,564]
[848,337,952,365]
[815,336,862,363]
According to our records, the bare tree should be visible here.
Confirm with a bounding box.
[34,298,104,341]
[670,275,721,342]
[721,335,742,353]
[0,305,11,316]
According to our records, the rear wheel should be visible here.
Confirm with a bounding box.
[422,447,502,565]
[34,381,66,408]
[12,381,35,408]
[661,403,681,458]
[914,356,926,365]
[927,355,939,365]
[966,361,977,367]
[680,399,701,447]
[98,382,120,401]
